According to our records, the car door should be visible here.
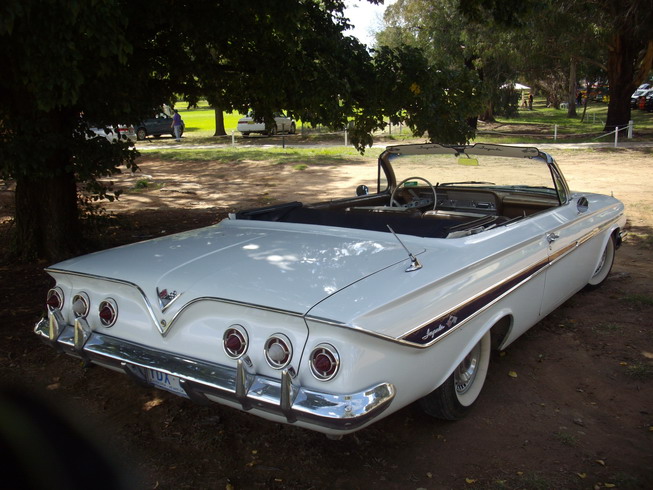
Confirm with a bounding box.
[153,115,172,135]
[539,197,603,316]
[274,113,292,133]
[141,117,159,136]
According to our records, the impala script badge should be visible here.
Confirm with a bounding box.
[421,315,458,341]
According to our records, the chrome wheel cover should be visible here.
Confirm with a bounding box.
[588,237,615,286]
[454,341,481,395]
[593,247,607,277]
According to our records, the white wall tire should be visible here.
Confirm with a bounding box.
[587,235,615,288]
[419,330,491,420]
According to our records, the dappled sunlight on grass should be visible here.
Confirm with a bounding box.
[138,146,373,166]
[475,99,653,144]
[104,149,381,216]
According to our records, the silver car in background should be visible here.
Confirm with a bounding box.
[89,125,137,143]
[237,112,296,136]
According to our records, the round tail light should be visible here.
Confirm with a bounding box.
[309,344,340,381]
[46,288,64,310]
[223,326,248,359]
[72,293,90,318]
[264,334,292,369]
[98,299,118,327]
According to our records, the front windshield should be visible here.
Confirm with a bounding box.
[387,153,558,197]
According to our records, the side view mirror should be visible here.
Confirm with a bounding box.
[577,196,589,213]
[356,185,369,196]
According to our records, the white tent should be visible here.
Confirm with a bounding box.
[500,82,530,90]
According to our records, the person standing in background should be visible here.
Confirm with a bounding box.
[171,109,183,142]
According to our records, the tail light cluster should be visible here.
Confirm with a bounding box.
[309,344,340,381]
[223,326,248,359]
[46,288,64,310]
[46,288,117,327]
[72,293,90,318]
[264,334,292,369]
[98,299,118,327]
[222,325,340,381]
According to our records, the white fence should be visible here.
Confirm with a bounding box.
[229,119,637,148]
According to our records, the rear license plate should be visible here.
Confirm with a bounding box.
[146,369,188,398]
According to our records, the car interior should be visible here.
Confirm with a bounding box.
[235,184,559,239]
[236,145,563,239]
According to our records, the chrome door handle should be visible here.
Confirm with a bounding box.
[547,232,559,244]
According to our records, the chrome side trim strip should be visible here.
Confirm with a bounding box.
[34,319,395,432]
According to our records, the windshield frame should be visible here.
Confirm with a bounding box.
[377,143,570,206]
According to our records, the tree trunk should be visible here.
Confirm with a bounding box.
[567,58,577,118]
[213,107,227,136]
[479,100,495,122]
[604,34,637,131]
[14,166,80,262]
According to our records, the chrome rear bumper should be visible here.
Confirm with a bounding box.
[35,314,395,433]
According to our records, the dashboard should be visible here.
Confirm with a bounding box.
[436,190,499,215]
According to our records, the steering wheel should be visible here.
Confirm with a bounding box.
[390,176,437,210]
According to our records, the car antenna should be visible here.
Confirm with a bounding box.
[387,225,422,272]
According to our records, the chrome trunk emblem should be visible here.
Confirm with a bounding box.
[156,288,181,312]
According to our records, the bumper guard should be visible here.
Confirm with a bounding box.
[35,314,395,433]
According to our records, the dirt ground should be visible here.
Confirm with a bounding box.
[1,144,652,489]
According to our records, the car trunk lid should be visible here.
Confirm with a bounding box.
[50,219,417,315]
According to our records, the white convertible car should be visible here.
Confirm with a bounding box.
[36,143,625,437]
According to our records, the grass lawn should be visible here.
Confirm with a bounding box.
[478,97,653,144]
[499,98,653,130]
[172,100,243,136]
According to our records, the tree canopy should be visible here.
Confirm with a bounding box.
[377,0,522,120]
[375,0,653,127]
[1,0,483,261]
[457,0,653,128]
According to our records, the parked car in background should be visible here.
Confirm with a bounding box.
[645,92,653,112]
[88,125,137,143]
[631,88,653,108]
[237,112,296,136]
[35,143,625,438]
[135,113,183,140]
